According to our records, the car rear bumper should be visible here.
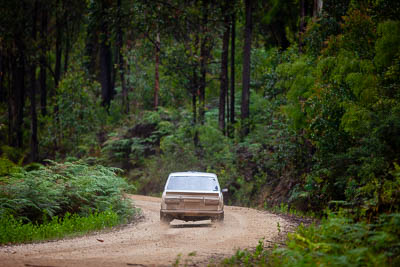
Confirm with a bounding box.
[160,209,223,217]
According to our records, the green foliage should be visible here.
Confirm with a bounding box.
[0,145,24,163]
[272,7,400,215]
[101,109,173,170]
[221,239,270,266]
[341,9,376,59]
[303,14,341,56]
[159,112,234,170]
[40,69,103,158]
[218,212,400,266]
[271,212,400,266]
[323,0,350,21]
[266,202,317,219]
[277,55,315,130]
[374,20,400,71]
[102,136,142,165]
[0,157,17,176]
[0,209,121,244]
[153,118,236,193]
[0,160,135,222]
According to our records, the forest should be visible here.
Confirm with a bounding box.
[1,0,400,265]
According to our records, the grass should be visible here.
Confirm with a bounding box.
[0,209,132,245]
[220,239,270,266]
[264,202,318,219]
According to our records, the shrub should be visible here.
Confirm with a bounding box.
[40,69,102,158]
[0,160,135,222]
[0,157,17,176]
[271,212,400,266]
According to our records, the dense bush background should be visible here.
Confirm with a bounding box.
[1,0,399,264]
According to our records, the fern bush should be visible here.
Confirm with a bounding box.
[0,160,135,223]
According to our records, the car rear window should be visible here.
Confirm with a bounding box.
[166,176,219,191]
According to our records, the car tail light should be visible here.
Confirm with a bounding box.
[165,197,180,204]
[204,197,220,205]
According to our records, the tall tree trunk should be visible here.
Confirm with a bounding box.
[100,39,113,109]
[219,15,230,134]
[154,32,160,109]
[241,0,253,137]
[54,1,62,89]
[226,72,230,134]
[117,0,128,113]
[53,0,62,149]
[229,11,236,136]
[8,62,12,145]
[299,0,306,52]
[64,20,70,73]
[313,0,323,17]
[40,5,47,116]
[6,54,11,144]
[8,93,12,146]
[30,0,38,162]
[16,53,25,148]
[192,91,197,125]
[99,6,113,109]
[192,67,198,125]
[0,51,3,103]
[85,9,97,77]
[318,0,323,15]
[199,43,206,125]
[192,67,200,148]
[199,2,208,125]
[11,43,26,148]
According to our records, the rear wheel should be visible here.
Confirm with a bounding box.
[160,211,172,224]
[212,213,224,223]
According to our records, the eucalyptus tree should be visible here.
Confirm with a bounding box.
[160,0,220,125]
[133,0,174,110]
[30,0,39,161]
[116,0,128,113]
[241,0,253,137]
[85,0,115,109]
[218,0,234,134]
[229,3,236,134]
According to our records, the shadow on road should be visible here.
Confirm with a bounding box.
[170,223,213,228]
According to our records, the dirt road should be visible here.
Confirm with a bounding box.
[0,195,294,266]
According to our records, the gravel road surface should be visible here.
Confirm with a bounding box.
[0,195,294,266]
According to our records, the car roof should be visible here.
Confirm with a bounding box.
[169,171,217,178]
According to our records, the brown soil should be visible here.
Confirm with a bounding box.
[0,195,296,267]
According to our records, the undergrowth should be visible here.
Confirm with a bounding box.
[221,239,269,266]
[0,209,123,244]
[219,211,400,266]
[265,202,318,219]
[0,159,135,221]
[0,159,139,244]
